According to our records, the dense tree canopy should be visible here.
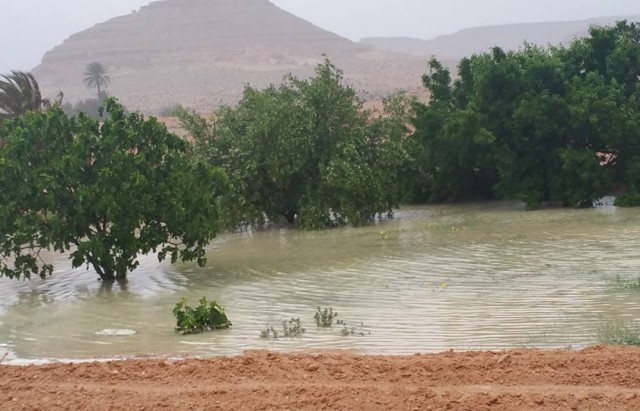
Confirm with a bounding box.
[4,23,640,285]
[411,21,640,208]
[0,99,225,283]
[179,60,414,229]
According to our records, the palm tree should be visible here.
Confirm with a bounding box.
[0,71,43,121]
[83,62,111,99]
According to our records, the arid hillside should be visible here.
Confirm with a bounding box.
[32,0,428,113]
[361,15,640,59]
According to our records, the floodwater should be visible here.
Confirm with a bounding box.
[1,201,639,364]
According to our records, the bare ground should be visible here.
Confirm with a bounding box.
[2,346,640,410]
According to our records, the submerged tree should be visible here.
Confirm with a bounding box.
[411,21,640,208]
[179,59,413,229]
[0,98,226,283]
[0,71,43,121]
[83,61,111,99]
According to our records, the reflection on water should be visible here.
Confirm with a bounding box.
[1,202,640,363]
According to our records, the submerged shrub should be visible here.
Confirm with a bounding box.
[314,306,338,327]
[260,317,305,339]
[173,297,231,335]
[337,319,372,337]
[614,187,640,207]
[282,318,305,337]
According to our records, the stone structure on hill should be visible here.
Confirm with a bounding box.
[33,0,426,113]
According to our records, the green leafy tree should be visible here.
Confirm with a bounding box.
[0,98,225,283]
[560,21,640,193]
[179,60,412,229]
[553,148,612,207]
[411,21,640,208]
[83,62,111,99]
[0,71,43,121]
[411,58,498,202]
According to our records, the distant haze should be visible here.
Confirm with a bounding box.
[2,0,640,73]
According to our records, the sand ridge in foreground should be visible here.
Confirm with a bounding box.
[2,345,639,410]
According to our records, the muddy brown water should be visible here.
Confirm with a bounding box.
[1,201,639,363]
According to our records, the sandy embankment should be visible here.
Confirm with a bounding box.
[2,345,640,410]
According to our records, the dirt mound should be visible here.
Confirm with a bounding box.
[2,346,640,410]
[32,0,427,113]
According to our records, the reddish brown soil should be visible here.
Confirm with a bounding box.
[2,346,640,410]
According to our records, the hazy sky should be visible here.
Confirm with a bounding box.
[2,0,640,73]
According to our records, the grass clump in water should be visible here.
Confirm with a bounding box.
[337,319,371,337]
[261,318,305,339]
[314,306,338,327]
[596,320,640,346]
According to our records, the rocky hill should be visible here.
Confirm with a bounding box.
[33,0,427,113]
[361,15,640,60]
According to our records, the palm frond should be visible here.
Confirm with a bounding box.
[0,70,42,119]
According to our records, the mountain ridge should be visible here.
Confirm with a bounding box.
[360,15,640,59]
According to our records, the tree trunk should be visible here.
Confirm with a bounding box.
[99,278,129,292]
[92,261,116,283]
[90,258,128,284]
[98,269,116,283]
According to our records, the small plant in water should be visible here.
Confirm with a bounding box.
[173,297,231,335]
[314,306,338,327]
[341,324,355,336]
[260,326,279,339]
[337,319,371,337]
[260,318,305,339]
[283,317,305,337]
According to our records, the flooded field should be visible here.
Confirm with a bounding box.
[1,201,639,363]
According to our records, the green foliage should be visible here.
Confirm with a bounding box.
[554,149,612,208]
[615,187,640,207]
[0,98,225,282]
[411,21,640,208]
[173,297,231,335]
[314,306,338,327]
[179,59,413,229]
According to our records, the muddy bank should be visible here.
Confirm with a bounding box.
[2,346,640,410]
